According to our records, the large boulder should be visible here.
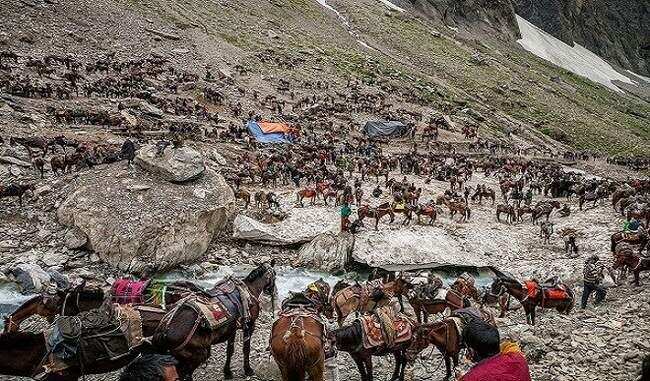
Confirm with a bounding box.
[135,144,206,183]
[232,207,337,246]
[57,167,234,274]
[297,231,354,273]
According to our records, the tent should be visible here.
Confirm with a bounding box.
[247,120,292,143]
[362,121,409,138]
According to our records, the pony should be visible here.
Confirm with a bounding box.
[404,319,460,381]
[496,204,515,224]
[489,277,574,325]
[152,261,277,380]
[234,189,251,208]
[414,204,437,225]
[471,187,495,205]
[297,188,318,206]
[270,280,332,381]
[328,317,411,381]
[611,227,648,254]
[0,306,165,380]
[613,245,650,286]
[357,203,395,230]
[407,289,467,323]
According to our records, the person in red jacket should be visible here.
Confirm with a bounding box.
[460,320,532,381]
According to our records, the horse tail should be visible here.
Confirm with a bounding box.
[611,235,617,253]
[284,327,307,381]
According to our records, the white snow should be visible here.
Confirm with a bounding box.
[516,15,636,93]
[314,0,374,50]
[626,70,650,84]
[377,0,405,13]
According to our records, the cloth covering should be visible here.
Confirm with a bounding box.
[111,279,151,304]
[247,120,292,143]
[362,121,409,139]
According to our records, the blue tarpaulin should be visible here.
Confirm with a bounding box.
[247,120,291,143]
[362,120,409,138]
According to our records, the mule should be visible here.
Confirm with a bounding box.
[358,203,395,230]
[0,305,165,380]
[297,188,318,206]
[415,204,437,225]
[490,277,574,325]
[408,289,467,323]
[613,247,650,286]
[496,204,515,224]
[270,280,332,381]
[152,261,277,380]
[328,317,411,381]
[235,189,251,208]
[404,319,460,381]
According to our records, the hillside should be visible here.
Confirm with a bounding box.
[0,0,649,155]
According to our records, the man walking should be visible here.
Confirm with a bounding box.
[581,255,606,308]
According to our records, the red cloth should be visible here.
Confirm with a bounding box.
[544,289,569,300]
[461,353,532,381]
[112,279,149,304]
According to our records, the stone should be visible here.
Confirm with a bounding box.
[135,144,206,183]
[232,207,337,246]
[64,228,88,249]
[57,167,234,274]
[34,185,52,197]
[126,184,152,192]
[210,150,227,166]
[0,156,32,167]
[11,263,52,293]
[297,231,354,272]
[9,165,21,176]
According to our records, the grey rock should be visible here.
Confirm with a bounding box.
[0,156,32,167]
[64,228,88,250]
[57,167,234,274]
[297,231,354,272]
[135,144,206,183]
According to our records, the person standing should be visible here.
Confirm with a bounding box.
[340,202,352,232]
[581,255,606,308]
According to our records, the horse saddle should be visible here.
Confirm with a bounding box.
[45,304,138,373]
[281,292,317,313]
[208,279,248,326]
[359,307,413,349]
[421,206,435,214]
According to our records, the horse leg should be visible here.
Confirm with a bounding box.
[443,355,452,381]
[243,326,255,376]
[223,333,236,379]
[364,356,373,381]
[390,352,400,381]
[351,354,367,381]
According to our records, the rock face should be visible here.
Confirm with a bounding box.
[411,0,520,38]
[57,167,234,274]
[232,207,337,246]
[297,231,354,273]
[135,144,206,183]
[514,0,649,76]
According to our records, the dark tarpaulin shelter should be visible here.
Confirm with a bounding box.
[362,121,409,138]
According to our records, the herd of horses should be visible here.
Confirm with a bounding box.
[0,261,591,381]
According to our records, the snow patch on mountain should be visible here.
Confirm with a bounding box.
[516,15,636,93]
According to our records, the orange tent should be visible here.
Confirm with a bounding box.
[258,121,292,134]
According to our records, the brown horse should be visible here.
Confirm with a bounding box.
[0,305,166,380]
[332,278,412,326]
[471,188,496,205]
[613,246,650,286]
[391,202,414,226]
[407,289,467,323]
[270,280,332,381]
[611,227,648,254]
[328,314,413,381]
[404,319,460,381]
[531,200,561,224]
[496,204,516,223]
[415,204,437,225]
[490,277,574,325]
[3,286,105,333]
[152,261,277,380]
[439,198,471,222]
[516,205,534,222]
[358,203,395,230]
[297,188,318,206]
[234,189,251,208]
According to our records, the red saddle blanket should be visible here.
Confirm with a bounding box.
[359,311,413,349]
[524,281,569,301]
[112,279,150,304]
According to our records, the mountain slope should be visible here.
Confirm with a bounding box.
[1,0,649,154]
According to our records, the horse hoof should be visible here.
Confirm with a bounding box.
[244,368,255,377]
